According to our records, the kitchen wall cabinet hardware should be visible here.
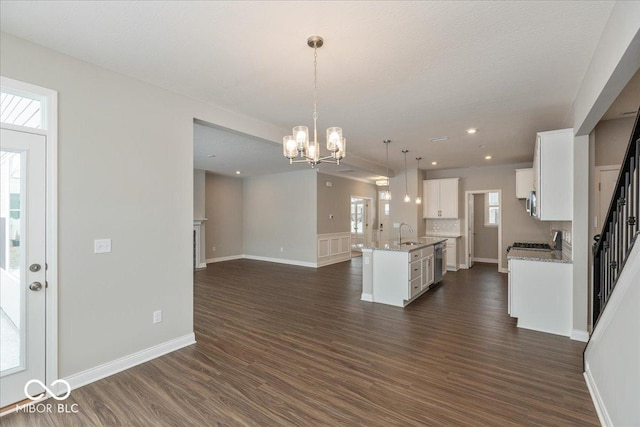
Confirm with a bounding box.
[423,178,459,219]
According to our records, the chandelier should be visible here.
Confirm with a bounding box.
[283,36,346,168]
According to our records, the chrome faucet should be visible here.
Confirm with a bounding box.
[398,222,413,245]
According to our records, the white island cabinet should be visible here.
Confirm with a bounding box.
[361,238,446,308]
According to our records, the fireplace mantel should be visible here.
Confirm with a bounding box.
[193,218,207,269]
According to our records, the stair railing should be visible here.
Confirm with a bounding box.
[592,107,640,327]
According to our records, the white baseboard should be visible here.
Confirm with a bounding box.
[472,257,498,264]
[499,268,508,274]
[317,254,351,267]
[460,263,469,269]
[243,254,317,268]
[206,255,243,264]
[198,262,207,268]
[361,293,373,302]
[584,363,612,427]
[571,329,590,342]
[64,333,196,391]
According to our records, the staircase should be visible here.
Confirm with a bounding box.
[584,107,639,426]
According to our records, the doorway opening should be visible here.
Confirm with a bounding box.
[350,196,372,255]
[464,190,503,272]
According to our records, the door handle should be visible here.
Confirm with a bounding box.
[29,282,43,291]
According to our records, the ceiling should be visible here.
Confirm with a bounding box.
[1,1,626,179]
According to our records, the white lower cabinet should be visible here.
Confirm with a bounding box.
[371,245,435,307]
[445,238,459,270]
[508,258,572,337]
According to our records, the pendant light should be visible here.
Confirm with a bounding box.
[415,157,422,205]
[382,140,392,200]
[402,149,410,203]
[283,36,346,168]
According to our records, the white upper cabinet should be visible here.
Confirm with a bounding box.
[533,129,573,221]
[423,178,459,219]
[515,168,534,199]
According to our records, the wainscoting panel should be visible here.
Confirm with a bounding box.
[317,232,351,267]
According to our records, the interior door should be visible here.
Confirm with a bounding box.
[597,167,620,233]
[468,194,474,268]
[0,128,46,408]
[350,198,365,249]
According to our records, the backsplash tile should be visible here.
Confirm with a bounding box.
[426,219,461,234]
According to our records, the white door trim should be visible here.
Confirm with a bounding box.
[464,190,503,272]
[0,76,58,396]
[594,164,620,232]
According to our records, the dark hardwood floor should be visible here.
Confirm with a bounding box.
[2,259,598,426]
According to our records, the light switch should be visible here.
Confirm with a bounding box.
[94,239,112,254]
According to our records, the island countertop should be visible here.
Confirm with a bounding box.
[361,236,447,252]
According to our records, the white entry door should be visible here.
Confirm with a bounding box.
[0,128,46,407]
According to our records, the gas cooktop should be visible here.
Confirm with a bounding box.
[507,242,552,253]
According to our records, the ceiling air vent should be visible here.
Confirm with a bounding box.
[429,136,449,143]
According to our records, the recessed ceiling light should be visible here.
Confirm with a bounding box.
[429,136,449,143]
[431,161,438,165]
[484,155,492,160]
[235,170,241,174]
[207,154,216,158]
[467,128,477,134]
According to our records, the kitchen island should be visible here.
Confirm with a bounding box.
[361,237,447,307]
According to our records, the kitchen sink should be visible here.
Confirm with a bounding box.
[400,241,422,246]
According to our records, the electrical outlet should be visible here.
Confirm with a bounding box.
[393,223,400,228]
[94,239,112,253]
[153,310,162,324]
[280,247,284,253]
[212,246,216,252]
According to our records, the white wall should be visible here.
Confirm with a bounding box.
[584,241,640,426]
[243,169,317,264]
[0,33,287,378]
[573,2,640,136]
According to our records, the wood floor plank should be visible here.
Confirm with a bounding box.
[2,260,598,426]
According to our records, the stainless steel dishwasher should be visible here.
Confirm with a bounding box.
[434,242,444,283]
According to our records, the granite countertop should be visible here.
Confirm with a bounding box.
[362,237,447,252]
[424,233,462,238]
[507,248,572,264]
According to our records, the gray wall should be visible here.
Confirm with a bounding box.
[316,173,377,235]
[193,169,206,218]
[243,169,317,264]
[388,167,423,242]
[427,163,552,268]
[473,194,499,261]
[594,117,634,166]
[205,173,244,260]
[1,33,288,378]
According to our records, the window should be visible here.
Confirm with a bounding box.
[485,191,499,226]
[0,91,43,129]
